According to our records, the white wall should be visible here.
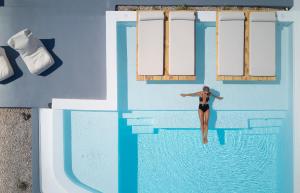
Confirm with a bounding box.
[290,1,300,192]
[291,3,300,192]
[293,0,300,10]
[291,0,300,193]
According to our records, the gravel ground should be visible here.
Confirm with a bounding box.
[0,108,32,193]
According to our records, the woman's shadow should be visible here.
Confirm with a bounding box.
[209,89,225,145]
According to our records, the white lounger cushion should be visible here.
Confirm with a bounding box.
[218,12,245,76]
[7,29,54,75]
[138,11,164,75]
[249,12,276,76]
[169,11,195,75]
[0,48,14,81]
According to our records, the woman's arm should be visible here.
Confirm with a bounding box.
[180,92,201,97]
[211,93,223,100]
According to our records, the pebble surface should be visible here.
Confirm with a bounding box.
[0,108,32,193]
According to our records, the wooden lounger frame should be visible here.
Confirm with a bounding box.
[136,10,196,81]
[216,9,276,81]
[134,7,279,81]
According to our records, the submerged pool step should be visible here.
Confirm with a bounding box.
[122,112,155,130]
[249,118,283,128]
[122,112,153,119]
[126,118,154,126]
[122,113,138,119]
[244,126,280,135]
[123,110,287,130]
[132,126,154,134]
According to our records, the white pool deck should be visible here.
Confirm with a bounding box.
[39,11,300,193]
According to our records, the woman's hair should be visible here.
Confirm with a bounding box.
[203,86,210,92]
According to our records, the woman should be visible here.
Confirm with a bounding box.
[180,86,223,144]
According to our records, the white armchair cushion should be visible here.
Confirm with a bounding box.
[7,29,54,75]
[0,47,14,81]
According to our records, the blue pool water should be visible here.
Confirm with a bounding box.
[62,21,293,193]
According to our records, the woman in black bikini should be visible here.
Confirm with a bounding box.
[180,86,223,144]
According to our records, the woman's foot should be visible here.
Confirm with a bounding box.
[202,138,208,144]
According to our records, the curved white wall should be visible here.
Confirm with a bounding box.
[40,109,87,193]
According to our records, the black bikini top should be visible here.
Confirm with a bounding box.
[199,93,210,102]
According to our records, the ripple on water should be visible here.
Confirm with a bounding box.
[138,128,279,193]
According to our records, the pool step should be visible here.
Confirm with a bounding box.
[122,112,153,119]
[132,126,154,134]
[122,112,155,134]
[244,126,280,135]
[122,110,287,134]
[122,113,138,119]
[126,118,154,126]
[249,118,283,128]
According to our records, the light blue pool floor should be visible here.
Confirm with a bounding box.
[63,21,294,193]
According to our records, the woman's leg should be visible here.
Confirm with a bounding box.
[203,109,210,144]
[198,110,205,143]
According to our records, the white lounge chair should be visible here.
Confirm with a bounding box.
[249,12,276,76]
[137,11,164,75]
[0,47,14,81]
[7,29,54,75]
[168,11,195,75]
[217,12,245,76]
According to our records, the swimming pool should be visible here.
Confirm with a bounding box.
[62,109,292,193]
[54,19,294,193]
[41,11,293,193]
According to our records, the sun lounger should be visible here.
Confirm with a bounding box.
[217,12,245,76]
[0,47,14,81]
[7,29,54,75]
[137,11,164,75]
[249,12,276,76]
[168,11,195,75]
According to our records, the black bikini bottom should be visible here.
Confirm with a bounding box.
[199,104,209,112]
